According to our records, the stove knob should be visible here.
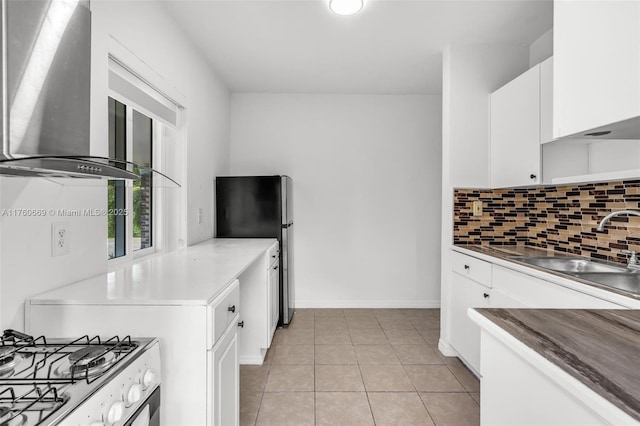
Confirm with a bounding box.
[106,401,125,424]
[127,383,143,405]
[142,368,158,388]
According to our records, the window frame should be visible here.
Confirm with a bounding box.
[106,44,187,267]
[107,99,158,264]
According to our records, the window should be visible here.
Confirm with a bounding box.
[106,53,185,262]
[108,98,154,259]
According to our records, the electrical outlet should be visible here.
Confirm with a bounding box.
[473,201,483,216]
[198,208,203,224]
[52,222,70,256]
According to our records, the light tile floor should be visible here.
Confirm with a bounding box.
[240,308,480,426]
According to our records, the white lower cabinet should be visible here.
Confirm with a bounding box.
[25,239,278,426]
[208,319,239,426]
[449,251,493,373]
[268,260,280,339]
[448,250,627,375]
[206,279,240,426]
[239,242,280,364]
[26,285,243,426]
[449,273,490,373]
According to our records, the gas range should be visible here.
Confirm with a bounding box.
[0,330,160,426]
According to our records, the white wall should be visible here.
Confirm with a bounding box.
[447,45,530,188]
[229,94,442,307]
[0,1,230,330]
[530,29,553,67]
[0,181,107,329]
[90,1,231,245]
[439,44,529,355]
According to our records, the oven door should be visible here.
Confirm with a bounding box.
[123,387,161,426]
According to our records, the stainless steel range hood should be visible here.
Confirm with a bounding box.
[0,156,139,180]
[0,0,144,181]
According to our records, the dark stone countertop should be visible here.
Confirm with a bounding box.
[453,243,557,259]
[475,308,640,421]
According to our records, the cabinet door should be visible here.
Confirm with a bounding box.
[539,57,553,144]
[489,288,527,309]
[554,0,640,138]
[268,264,280,345]
[209,321,239,426]
[490,64,541,188]
[449,273,491,373]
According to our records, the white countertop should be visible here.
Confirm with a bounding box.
[29,238,277,306]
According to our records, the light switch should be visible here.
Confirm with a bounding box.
[473,201,483,217]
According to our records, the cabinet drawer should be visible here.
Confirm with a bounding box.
[451,251,492,288]
[492,266,625,309]
[208,279,240,349]
[267,242,280,267]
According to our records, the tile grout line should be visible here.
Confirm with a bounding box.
[244,309,476,426]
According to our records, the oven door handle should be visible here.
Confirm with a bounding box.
[123,387,161,426]
[130,405,150,426]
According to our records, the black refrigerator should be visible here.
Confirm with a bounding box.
[215,176,294,326]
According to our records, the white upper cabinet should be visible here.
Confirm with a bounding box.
[539,57,553,143]
[490,63,543,188]
[553,0,640,139]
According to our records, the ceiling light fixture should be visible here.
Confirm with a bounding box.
[329,0,364,16]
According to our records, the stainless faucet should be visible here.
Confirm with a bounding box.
[596,210,640,269]
[621,250,640,269]
[596,210,640,231]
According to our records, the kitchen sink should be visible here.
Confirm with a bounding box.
[509,256,629,273]
[570,272,640,295]
[509,256,640,295]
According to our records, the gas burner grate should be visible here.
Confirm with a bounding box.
[0,331,137,385]
[0,331,153,426]
[0,386,66,426]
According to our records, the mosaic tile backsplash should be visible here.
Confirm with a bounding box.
[454,179,640,265]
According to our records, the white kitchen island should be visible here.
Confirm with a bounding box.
[25,238,279,426]
[469,308,640,426]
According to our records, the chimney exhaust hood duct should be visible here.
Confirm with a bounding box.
[0,0,169,183]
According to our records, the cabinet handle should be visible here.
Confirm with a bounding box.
[274,266,279,270]
[238,321,244,328]
[483,293,490,299]
[530,174,537,180]
[464,265,470,270]
[228,305,236,313]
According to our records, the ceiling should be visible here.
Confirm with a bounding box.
[164,0,553,94]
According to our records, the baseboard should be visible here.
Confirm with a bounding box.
[294,300,441,309]
[239,355,265,365]
[437,338,458,357]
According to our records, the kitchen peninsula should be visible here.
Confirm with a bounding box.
[470,308,640,426]
[25,238,278,426]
